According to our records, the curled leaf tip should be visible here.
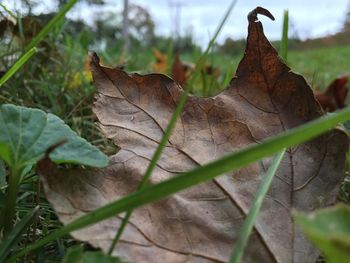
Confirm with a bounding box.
[248,7,275,22]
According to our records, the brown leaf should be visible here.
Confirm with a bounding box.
[0,18,14,38]
[152,48,168,73]
[39,7,348,263]
[171,52,219,88]
[14,16,43,40]
[202,64,220,79]
[314,74,349,112]
[171,52,193,86]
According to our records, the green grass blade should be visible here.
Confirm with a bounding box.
[187,0,237,90]
[107,0,238,253]
[107,211,130,254]
[0,3,16,19]
[0,0,77,87]
[0,206,39,261]
[0,47,37,87]
[223,60,237,87]
[166,39,174,75]
[229,149,286,263]
[25,0,78,51]
[7,107,350,262]
[280,10,289,62]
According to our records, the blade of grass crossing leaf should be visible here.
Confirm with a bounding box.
[0,47,37,87]
[7,107,350,262]
[230,149,286,263]
[107,0,238,254]
[280,10,289,62]
[25,0,78,51]
[0,3,16,19]
[0,206,39,261]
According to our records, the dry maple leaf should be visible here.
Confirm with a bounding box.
[0,18,15,38]
[171,53,220,88]
[39,7,348,263]
[152,48,168,73]
[314,74,349,112]
[171,52,194,87]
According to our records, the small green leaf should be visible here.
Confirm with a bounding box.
[63,247,127,263]
[0,104,108,170]
[295,204,350,263]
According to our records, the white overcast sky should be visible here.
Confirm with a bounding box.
[3,0,350,46]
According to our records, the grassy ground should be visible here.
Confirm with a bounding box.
[208,45,350,92]
[120,44,350,94]
[288,45,350,89]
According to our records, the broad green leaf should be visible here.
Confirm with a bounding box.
[0,104,108,170]
[0,206,39,261]
[295,204,350,263]
[63,247,126,263]
[0,142,10,166]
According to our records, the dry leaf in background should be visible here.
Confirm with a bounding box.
[152,48,168,73]
[171,52,220,88]
[314,74,349,112]
[0,17,15,38]
[39,7,348,263]
[171,52,194,86]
